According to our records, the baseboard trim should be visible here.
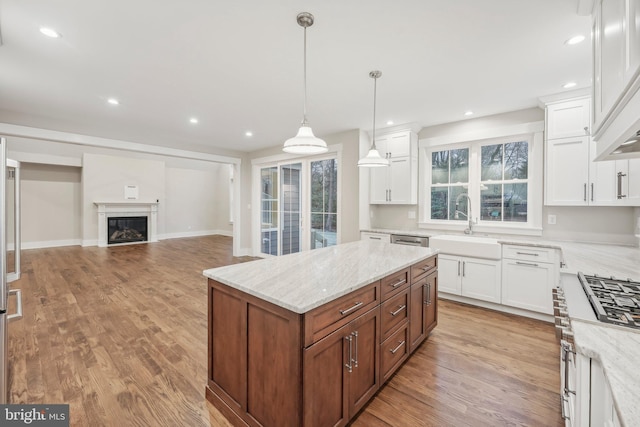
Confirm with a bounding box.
[160,230,233,240]
[23,239,83,249]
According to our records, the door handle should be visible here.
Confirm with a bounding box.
[345,335,353,373]
[390,304,407,316]
[617,172,627,199]
[352,331,358,368]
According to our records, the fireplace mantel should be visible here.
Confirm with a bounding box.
[94,201,159,247]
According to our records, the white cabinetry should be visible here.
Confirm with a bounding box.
[438,254,501,303]
[590,359,622,427]
[501,245,559,315]
[360,231,391,243]
[369,130,418,205]
[592,0,640,158]
[544,96,640,206]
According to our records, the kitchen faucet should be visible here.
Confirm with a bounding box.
[454,193,474,234]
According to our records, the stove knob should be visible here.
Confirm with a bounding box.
[562,329,574,342]
[554,307,568,317]
[554,317,569,327]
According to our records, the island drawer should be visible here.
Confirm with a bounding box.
[304,282,380,347]
[380,268,410,300]
[380,290,409,341]
[380,323,409,382]
[410,255,437,282]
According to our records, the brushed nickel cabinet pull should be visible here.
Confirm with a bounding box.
[516,261,539,267]
[516,251,538,256]
[390,304,407,316]
[340,301,363,315]
[390,279,406,288]
[345,335,353,373]
[390,340,406,354]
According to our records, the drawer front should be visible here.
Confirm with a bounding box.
[410,255,438,282]
[380,290,409,341]
[502,245,557,263]
[380,268,410,300]
[361,232,391,243]
[380,324,409,382]
[304,282,380,347]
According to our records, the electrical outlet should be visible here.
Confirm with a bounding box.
[408,211,416,219]
[548,214,557,225]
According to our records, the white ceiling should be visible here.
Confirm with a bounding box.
[0,0,592,154]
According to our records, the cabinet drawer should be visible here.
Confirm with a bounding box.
[380,324,409,382]
[502,245,557,263]
[304,282,380,347]
[380,268,410,300]
[410,256,438,282]
[360,232,391,243]
[380,290,409,341]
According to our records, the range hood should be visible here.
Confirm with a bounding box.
[593,86,640,161]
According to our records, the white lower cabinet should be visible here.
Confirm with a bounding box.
[360,232,391,243]
[438,254,501,303]
[501,245,559,315]
[590,359,622,427]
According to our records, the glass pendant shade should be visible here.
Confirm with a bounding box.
[283,125,328,154]
[357,147,389,167]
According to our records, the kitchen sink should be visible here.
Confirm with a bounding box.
[429,234,501,260]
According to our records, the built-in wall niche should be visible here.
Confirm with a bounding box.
[94,201,158,247]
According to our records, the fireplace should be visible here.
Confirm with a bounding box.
[108,216,148,245]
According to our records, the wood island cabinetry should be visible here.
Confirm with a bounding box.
[205,250,438,427]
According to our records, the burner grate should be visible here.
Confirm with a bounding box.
[578,272,640,330]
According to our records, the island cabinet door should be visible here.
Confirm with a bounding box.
[409,271,438,353]
[303,307,380,427]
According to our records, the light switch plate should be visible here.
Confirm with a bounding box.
[548,214,557,225]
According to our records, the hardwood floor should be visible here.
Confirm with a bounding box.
[7,236,563,426]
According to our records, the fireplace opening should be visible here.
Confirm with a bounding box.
[108,216,148,245]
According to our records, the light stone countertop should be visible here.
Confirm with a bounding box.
[203,240,437,314]
[570,320,640,427]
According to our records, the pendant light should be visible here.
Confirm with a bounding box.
[358,70,389,167]
[283,12,328,154]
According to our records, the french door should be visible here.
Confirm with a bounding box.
[258,157,338,256]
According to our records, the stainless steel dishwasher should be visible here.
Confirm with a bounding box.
[390,234,429,247]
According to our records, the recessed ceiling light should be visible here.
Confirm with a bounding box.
[565,35,585,45]
[245,131,253,137]
[39,27,61,38]
[464,111,474,116]
[189,118,198,124]
[107,98,119,105]
[386,120,394,126]
[563,82,577,89]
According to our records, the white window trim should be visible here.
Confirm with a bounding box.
[418,122,544,236]
[251,144,342,256]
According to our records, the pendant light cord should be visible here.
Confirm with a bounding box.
[302,26,308,126]
[371,75,377,150]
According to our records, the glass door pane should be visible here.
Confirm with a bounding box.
[280,163,302,255]
[310,159,337,249]
[260,166,278,256]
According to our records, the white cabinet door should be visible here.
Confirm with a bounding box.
[501,260,555,314]
[629,0,640,79]
[389,157,412,203]
[461,258,501,304]
[387,132,412,158]
[546,98,591,139]
[545,136,590,205]
[589,141,618,205]
[370,166,388,204]
[437,255,461,295]
[600,0,626,116]
[624,159,640,206]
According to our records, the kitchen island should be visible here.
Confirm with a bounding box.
[203,240,438,427]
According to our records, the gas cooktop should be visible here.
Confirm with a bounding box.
[578,272,640,330]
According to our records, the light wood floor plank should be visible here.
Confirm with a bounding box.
[7,236,563,426]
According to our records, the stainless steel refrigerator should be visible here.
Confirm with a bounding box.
[0,137,22,404]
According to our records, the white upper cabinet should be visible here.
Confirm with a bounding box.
[591,0,640,158]
[546,98,591,139]
[369,130,418,205]
[544,95,640,206]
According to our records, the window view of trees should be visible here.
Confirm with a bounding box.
[480,141,528,222]
[430,148,469,220]
[310,159,338,249]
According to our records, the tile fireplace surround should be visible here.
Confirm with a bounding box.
[94,201,158,247]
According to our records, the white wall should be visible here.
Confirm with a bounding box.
[20,163,82,248]
[165,164,232,238]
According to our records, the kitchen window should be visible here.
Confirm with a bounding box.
[420,128,543,235]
